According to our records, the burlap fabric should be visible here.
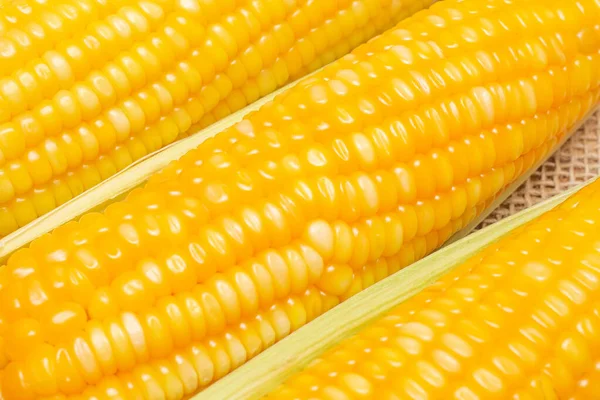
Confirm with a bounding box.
[479,110,600,229]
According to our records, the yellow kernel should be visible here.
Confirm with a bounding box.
[317,264,354,296]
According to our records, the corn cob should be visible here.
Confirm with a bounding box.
[1,0,600,398]
[265,176,600,400]
[0,0,426,237]
[201,180,599,400]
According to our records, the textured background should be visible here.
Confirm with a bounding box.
[480,110,600,228]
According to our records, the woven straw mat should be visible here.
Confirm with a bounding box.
[478,110,600,229]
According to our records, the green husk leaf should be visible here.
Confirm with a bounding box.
[196,175,598,400]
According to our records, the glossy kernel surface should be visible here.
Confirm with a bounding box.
[1,0,599,398]
[267,173,600,400]
[0,0,420,236]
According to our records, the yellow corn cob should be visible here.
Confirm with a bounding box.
[1,0,599,398]
[266,173,600,400]
[0,0,427,237]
